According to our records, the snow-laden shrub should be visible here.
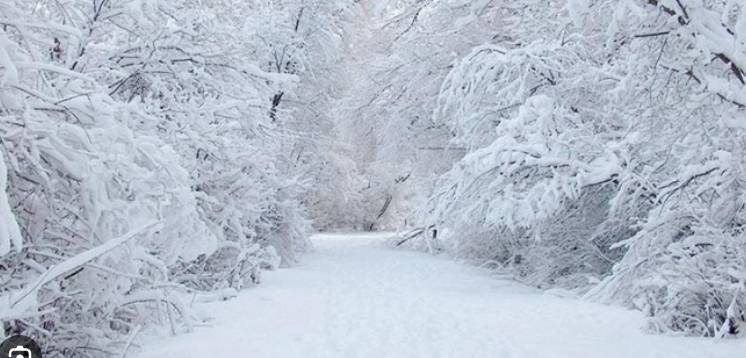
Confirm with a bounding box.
[422,0,746,336]
[0,9,221,350]
[426,41,636,289]
[0,91,214,357]
[60,0,313,277]
[0,0,317,355]
[578,0,746,336]
[589,129,746,337]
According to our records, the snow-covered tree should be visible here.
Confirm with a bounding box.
[391,0,746,336]
[0,0,357,355]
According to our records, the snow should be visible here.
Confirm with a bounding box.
[7,221,160,313]
[0,152,22,256]
[134,233,745,358]
[0,30,18,87]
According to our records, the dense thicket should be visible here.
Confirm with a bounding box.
[342,0,746,337]
[0,1,355,356]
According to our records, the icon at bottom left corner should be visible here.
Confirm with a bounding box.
[1,335,42,358]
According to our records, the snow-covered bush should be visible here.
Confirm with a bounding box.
[0,0,338,355]
[590,147,746,337]
[417,0,746,336]
[425,39,632,287]
[580,0,746,337]
[0,70,213,357]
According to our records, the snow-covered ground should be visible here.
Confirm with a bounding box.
[135,233,745,358]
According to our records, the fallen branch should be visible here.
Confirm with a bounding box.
[394,225,435,247]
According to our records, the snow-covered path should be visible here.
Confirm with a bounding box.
[136,233,744,358]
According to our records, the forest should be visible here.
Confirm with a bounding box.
[1,0,745,357]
